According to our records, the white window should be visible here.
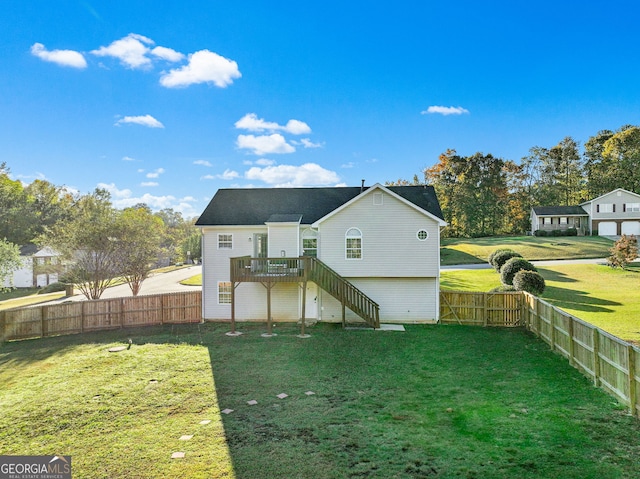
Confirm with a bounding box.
[599,204,613,213]
[218,234,233,249]
[559,217,568,225]
[542,218,552,225]
[417,229,429,241]
[626,203,640,212]
[302,229,318,257]
[345,228,362,260]
[218,282,232,304]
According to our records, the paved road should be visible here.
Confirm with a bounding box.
[441,257,608,271]
[59,265,202,302]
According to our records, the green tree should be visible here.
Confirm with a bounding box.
[41,189,121,300]
[116,206,165,296]
[182,232,202,263]
[154,208,198,263]
[425,150,509,237]
[0,239,22,291]
[0,163,35,245]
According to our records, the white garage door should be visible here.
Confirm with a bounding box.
[622,221,640,235]
[598,221,617,236]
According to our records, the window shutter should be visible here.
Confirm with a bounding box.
[597,204,600,213]
[613,204,616,213]
[624,204,627,212]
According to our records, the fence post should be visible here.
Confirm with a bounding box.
[81,301,86,334]
[120,298,125,328]
[568,315,575,367]
[41,306,47,338]
[627,344,637,417]
[550,308,556,352]
[482,293,488,327]
[593,328,601,387]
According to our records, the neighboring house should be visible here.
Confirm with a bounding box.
[2,245,61,288]
[531,188,640,236]
[195,183,446,326]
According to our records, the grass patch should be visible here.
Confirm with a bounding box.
[180,274,202,286]
[0,291,66,311]
[2,323,640,478]
[441,235,613,265]
[441,263,640,343]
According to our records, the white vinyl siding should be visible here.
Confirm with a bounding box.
[319,278,438,323]
[319,190,440,277]
[266,223,299,258]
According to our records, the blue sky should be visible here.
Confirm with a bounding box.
[2,1,639,218]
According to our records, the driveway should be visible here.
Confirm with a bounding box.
[59,265,202,302]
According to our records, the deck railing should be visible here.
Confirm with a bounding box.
[230,256,380,328]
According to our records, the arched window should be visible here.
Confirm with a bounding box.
[302,229,318,257]
[345,228,362,259]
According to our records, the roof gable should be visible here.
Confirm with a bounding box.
[312,183,447,227]
[195,185,444,226]
[580,188,640,206]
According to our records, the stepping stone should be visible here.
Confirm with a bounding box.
[221,408,234,414]
[305,391,315,396]
[171,452,185,459]
[179,435,193,441]
[261,333,278,338]
[247,400,258,406]
[149,380,158,384]
[277,393,288,399]
[108,346,127,352]
[199,420,211,425]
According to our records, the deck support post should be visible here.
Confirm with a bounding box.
[226,282,242,336]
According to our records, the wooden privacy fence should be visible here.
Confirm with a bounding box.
[0,291,202,341]
[440,290,640,418]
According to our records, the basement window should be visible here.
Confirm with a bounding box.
[218,282,232,304]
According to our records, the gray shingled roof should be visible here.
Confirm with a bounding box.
[195,185,444,226]
[532,206,588,216]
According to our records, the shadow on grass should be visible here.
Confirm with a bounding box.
[542,285,621,313]
[537,267,578,283]
[440,248,485,265]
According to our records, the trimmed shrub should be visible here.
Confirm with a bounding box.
[551,229,563,237]
[37,282,67,294]
[534,229,547,237]
[500,257,537,285]
[513,270,546,295]
[492,250,523,272]
[489,284,517,293]
[566,227,578,236]
[488,248,515,268]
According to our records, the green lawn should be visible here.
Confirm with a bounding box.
[1,323,640,478]
[441,263,640,343]
[441,235,613,265]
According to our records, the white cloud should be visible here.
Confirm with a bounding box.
[30,43,87,69]
[235,113,311,135]
[97,182,132,198]
[159,49,241,88]
[146,168,165,178]
[141,181,158,187]
[151,46,185,63]
[341,162,356,169]
[193,160,212,167]
[122,156,136,161]
[137,168,145,173]
[237,134,295,155]
[299,138,323,149]
[255,158,275,166]
[421,105,470,116]
[91,33,155,69]
[97,182,198,216]
[115,114,164,128]
[245,163,340,187]
[201,169,239,180]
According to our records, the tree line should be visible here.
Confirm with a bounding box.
[0,162,201,298]
[388,124,640,237]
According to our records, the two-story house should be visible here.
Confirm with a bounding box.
[531,188,640,236]
[195,183,446,328]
